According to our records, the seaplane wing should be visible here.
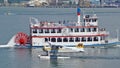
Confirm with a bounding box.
[63,47,84,52]
[44,42,84,52]
[0,35,16,48]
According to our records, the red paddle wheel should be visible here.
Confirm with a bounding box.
[15,32,29,46]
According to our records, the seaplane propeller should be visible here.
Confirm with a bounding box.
[14,32,29,46]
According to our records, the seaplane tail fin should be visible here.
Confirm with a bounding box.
[7,35,16,47]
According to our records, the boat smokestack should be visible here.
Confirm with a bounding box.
[77,7,81,25]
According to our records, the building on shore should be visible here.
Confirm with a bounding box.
[26,0,49,7]
[0,0,120,7]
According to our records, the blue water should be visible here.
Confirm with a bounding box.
[0,7,120,68]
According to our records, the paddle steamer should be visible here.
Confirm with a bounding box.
[29,8,119,47]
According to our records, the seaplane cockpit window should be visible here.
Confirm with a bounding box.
[63,38,68,42]
[69,38,74,42]
[39,29,43,33]
[33,29,37,33]
[57,38,62,42]
[51,38,56,42]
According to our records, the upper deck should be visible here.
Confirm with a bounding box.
[29,12,109,37]
[29,18,108,37]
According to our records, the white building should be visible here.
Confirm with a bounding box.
[27,0,48,6]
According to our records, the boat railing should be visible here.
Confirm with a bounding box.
[29,17,77,28]
[107,38,119,43]
[100,38,118,44]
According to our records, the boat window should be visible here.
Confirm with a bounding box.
[89,19,91,22]
[33,29,37,33]
[48,37,50,41]
[51,29,55,33]
[92,19,97,22]
[45,29,49,33]
[81,28,85,32]
[69,37,74,42]
[39,29,43,33]
[75,28,79,32]
[92,28,97,32]
[51,38,56,42]
[84,19,85,22]
[57,38,62,42]
[94,37,98,41]
[70,28,73,32]
[79,28,81,32]
[100,36,102,40]
[81,37,86,42]
[86,19,89,22]
[75,37,80,42]
[45,38,48,42]
[63,38,68,42]
[100,36,105,40]
[87,28,91,32]
[87,37,92,41]
[57,29,61,33]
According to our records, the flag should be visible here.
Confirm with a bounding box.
[77,8,81,15]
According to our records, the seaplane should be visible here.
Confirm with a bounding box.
[38,42,84,59]
[43,42,84,52]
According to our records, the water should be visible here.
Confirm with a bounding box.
[0,7,120,68]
